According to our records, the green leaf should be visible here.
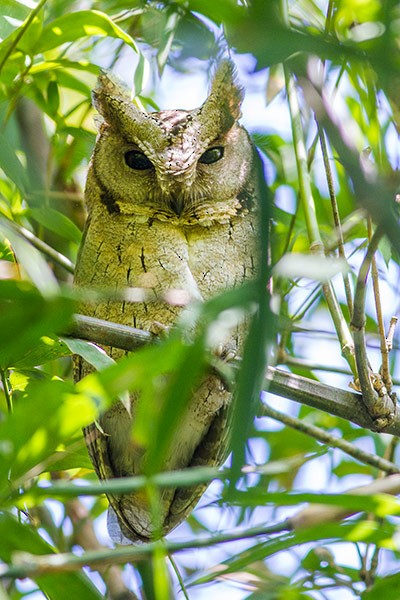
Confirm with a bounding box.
[17,13,43,55]
[187,0,244,25]
[0,280,74,368]
[63,337,115,370]
[37,10,140,54]
[0,512,102,600]
[46,79,60,117]
[362,572,400,599]
[228,162,273,483]
[30,207,82,245]
[11,336,72,369]
[0,132,28,194]
[0,0,31,22]
[0,378,98,490]
[43,441,92,472]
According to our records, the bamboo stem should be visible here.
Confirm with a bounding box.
[284,65,356,374]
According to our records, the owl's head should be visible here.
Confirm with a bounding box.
[89,61,256,224]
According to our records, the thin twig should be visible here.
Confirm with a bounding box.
[351,225,396,428]
[168,555,190,600]
[260,402,400,474]
[4,219,75,274]
[284,66,356,375]
[367,218,391,391]
[386,317,398,351]
[0,522,290,579]
[317,121,353,316]
[300,78,400,257]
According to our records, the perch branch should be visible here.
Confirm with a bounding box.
[68,313,153,349]
[317,121,353,316]
[66,315,400,436]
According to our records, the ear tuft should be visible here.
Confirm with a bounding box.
[198,59,245,136]
[210,60,244,122]
[92,70,131,122]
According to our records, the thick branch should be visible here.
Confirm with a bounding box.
[265,368,400,435]
[68,314,152,349]
[67,315,400,435]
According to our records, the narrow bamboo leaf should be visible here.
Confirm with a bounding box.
[0,280,74,369]
[29,59,99,77]
[11,336,71,369]
[0,378,98,490]
[63,337,115,370]
[30,207,82,245]
[156,7,181,72]
[228,158,273,483]
[275,253,349,280]
[37,10,140,55]
[0,132,28,193]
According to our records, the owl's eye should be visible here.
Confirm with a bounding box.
[125,150,153,170]
[199,146,224,165]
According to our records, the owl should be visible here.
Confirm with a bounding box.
[74,60,260,544]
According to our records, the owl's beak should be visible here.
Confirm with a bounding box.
[170,196,184,216]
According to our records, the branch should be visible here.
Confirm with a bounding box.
[66,315,400,435]
[260,402,400,474]
[265,368,400,436]
[68,314,152,349]
[3,219,75,274]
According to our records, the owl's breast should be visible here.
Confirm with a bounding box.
[185,214,258,298]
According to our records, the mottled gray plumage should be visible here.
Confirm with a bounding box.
[74,60,260,543]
